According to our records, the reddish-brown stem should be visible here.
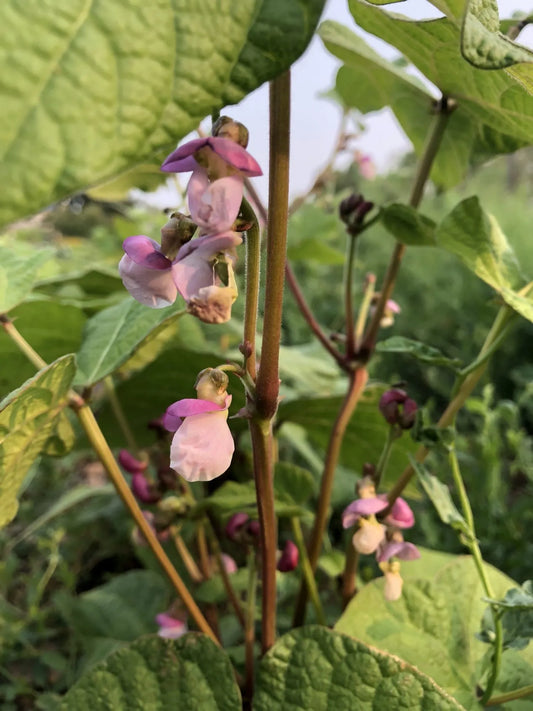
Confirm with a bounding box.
[341,540,359,609]
[293,366,368,625]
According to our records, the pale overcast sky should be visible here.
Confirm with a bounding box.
[144,0,533,207]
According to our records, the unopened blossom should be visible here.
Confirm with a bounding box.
[118,449,147,474]
[277,540,299,572]
[131,471,161,504]
[226,512,251,541]
[156,612,188,639]
[164,368,234,482]
[131,511,170,546]
[220,553,238,575]
[379,388,417,429]
[370,296,401,328]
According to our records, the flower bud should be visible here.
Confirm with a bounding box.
[131,471,161,504]
[277,540,299,572]
[118,449,147,474]
[212,115,249,148]
[339,193,374,230]
[195,368,229,406]
[160,212,197,260]
[226,512,250,541]
[379,389,417,429]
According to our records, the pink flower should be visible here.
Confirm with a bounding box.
[187,167,244,234]
[226,512,251,540]
[161,136,262,177]
[377,495,415,529]
[355,150,376,181]
[173,231,242,324]
[376,540,420,563]
[220,553,238,575]
[118,235,178,309]
[155,612,188,639]
[277,541,299,572]
[342,497,387,529]
[378,389,417,429]
[352,518,386,554]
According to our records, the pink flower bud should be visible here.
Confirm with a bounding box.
[131,471,161,504]
[277,540,299,572]
[226,512,250,541]
[155,612,188,639]
[118,449,147,474]
[379,388,417,429]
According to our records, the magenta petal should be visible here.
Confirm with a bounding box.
[277,540,299,572]
[208,137,262,177]
[380,495,415,528]
[162,411,182,433]
[342,497,388,528]
[187,168,244,233]
[161,138,208,172]
[166,398,227,419]
[118,449,147,473]
[377,541,420,562]
[170,410,234,482]
[123,236,172,270]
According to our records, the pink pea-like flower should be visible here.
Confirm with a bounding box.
[187,167,244,234]
[155,612,188,639]
[161,136,262,177]
[377,495,415,529]
[163,395,234,482]
[277,540,299,572]
[376,540,420,563]
[342,496,388,529]
[118,235,178,309]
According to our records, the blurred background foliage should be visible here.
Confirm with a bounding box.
[1,144,532,707]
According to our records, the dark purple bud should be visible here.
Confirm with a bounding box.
[239,340,253,358]
[339,193,364,224]
[131,472,161,504]
[246,520,261,540]
[355,200,374,223]
[226,512,250,541]
[119,449,147,474]
[379,389,417,430]
[277,540,299,572]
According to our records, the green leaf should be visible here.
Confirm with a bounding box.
[277,386,419,495]
[10,483,114,548]
[60,634,241,711]
[0,246,54,313]
[485,581,533,609]
[199,480,304,519]
[411,456,469,534]
[377,336,462,371]
[254,626,465,710]
[75,298,187,386]
[195,568,249,605]
[41,409,76,457]
[436,197,523,292]
[0,355,76,527]
[0,0,324,226]
[320,21,479,188]
[482,581,533,652]
[346,1,533,149]
[0,301,86,399]
[461,0,533,70]
[381,203,437,247]
[274,461,316,505]
[287,237,346,264]
[335,553,533,710]
[86,163,167,202]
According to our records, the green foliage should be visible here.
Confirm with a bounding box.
[254,625,465,710]
[0,245,54,313]
[335,553,533,710]
[60,634,242,710]
[412,457,469,535]
[376,336,462,371]
[0,355,76,528]
[0,0,324,226]
[380,204,437,247]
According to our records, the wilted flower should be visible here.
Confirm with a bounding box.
[277,540,299,572]
[155,612,188,639]
[163,368,234,482]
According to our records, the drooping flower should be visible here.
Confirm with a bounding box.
[155,612,188,639]
[379,388,417,430]
[164,368,234,483]
[370,296,401,328]
[277,540,299,572]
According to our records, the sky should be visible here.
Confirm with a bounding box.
[143,0,533,207]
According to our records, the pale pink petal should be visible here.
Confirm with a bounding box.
[187,168,244,233]
[352,519,386,554]
[342,497,388,529]
[170,410,234,482]
[123,235,172,270]
[383,570,404,601]
[156,613,188,639]
[220,553,238,575]
[119,254,177,308]
[166,398,227,418]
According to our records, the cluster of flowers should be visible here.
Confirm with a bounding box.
[119,117,262,323]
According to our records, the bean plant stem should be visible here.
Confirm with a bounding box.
[207,524,247,629]
[1,316,219,644]
[344,234,358,359]
[244,549,258,702]
[103,375,139,454]
[485,685,533,706]
[291,517,326,625]
[362,99,453,353]
[241,198,261,380]
[448,446,502,704]
[293,366,368,626]
[341,540,359,608]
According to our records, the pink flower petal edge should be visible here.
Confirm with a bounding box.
[342,497,388,528]
[161,136,262,177]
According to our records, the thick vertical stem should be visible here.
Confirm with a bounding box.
[241,198,261,380]
[293,366,368,625]
[255,71,291,419]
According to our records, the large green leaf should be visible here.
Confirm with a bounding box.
[0,0,325,226]
[335,553,533,710]
[254,626,465,710]
[346,0,533,147]
[461,0,533,70]
[75,298,187,386]
[0,245,54,313]
[0,354,76,527]
[277,386,419,493]
[60,634,241,710]
[0,300,86,399]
